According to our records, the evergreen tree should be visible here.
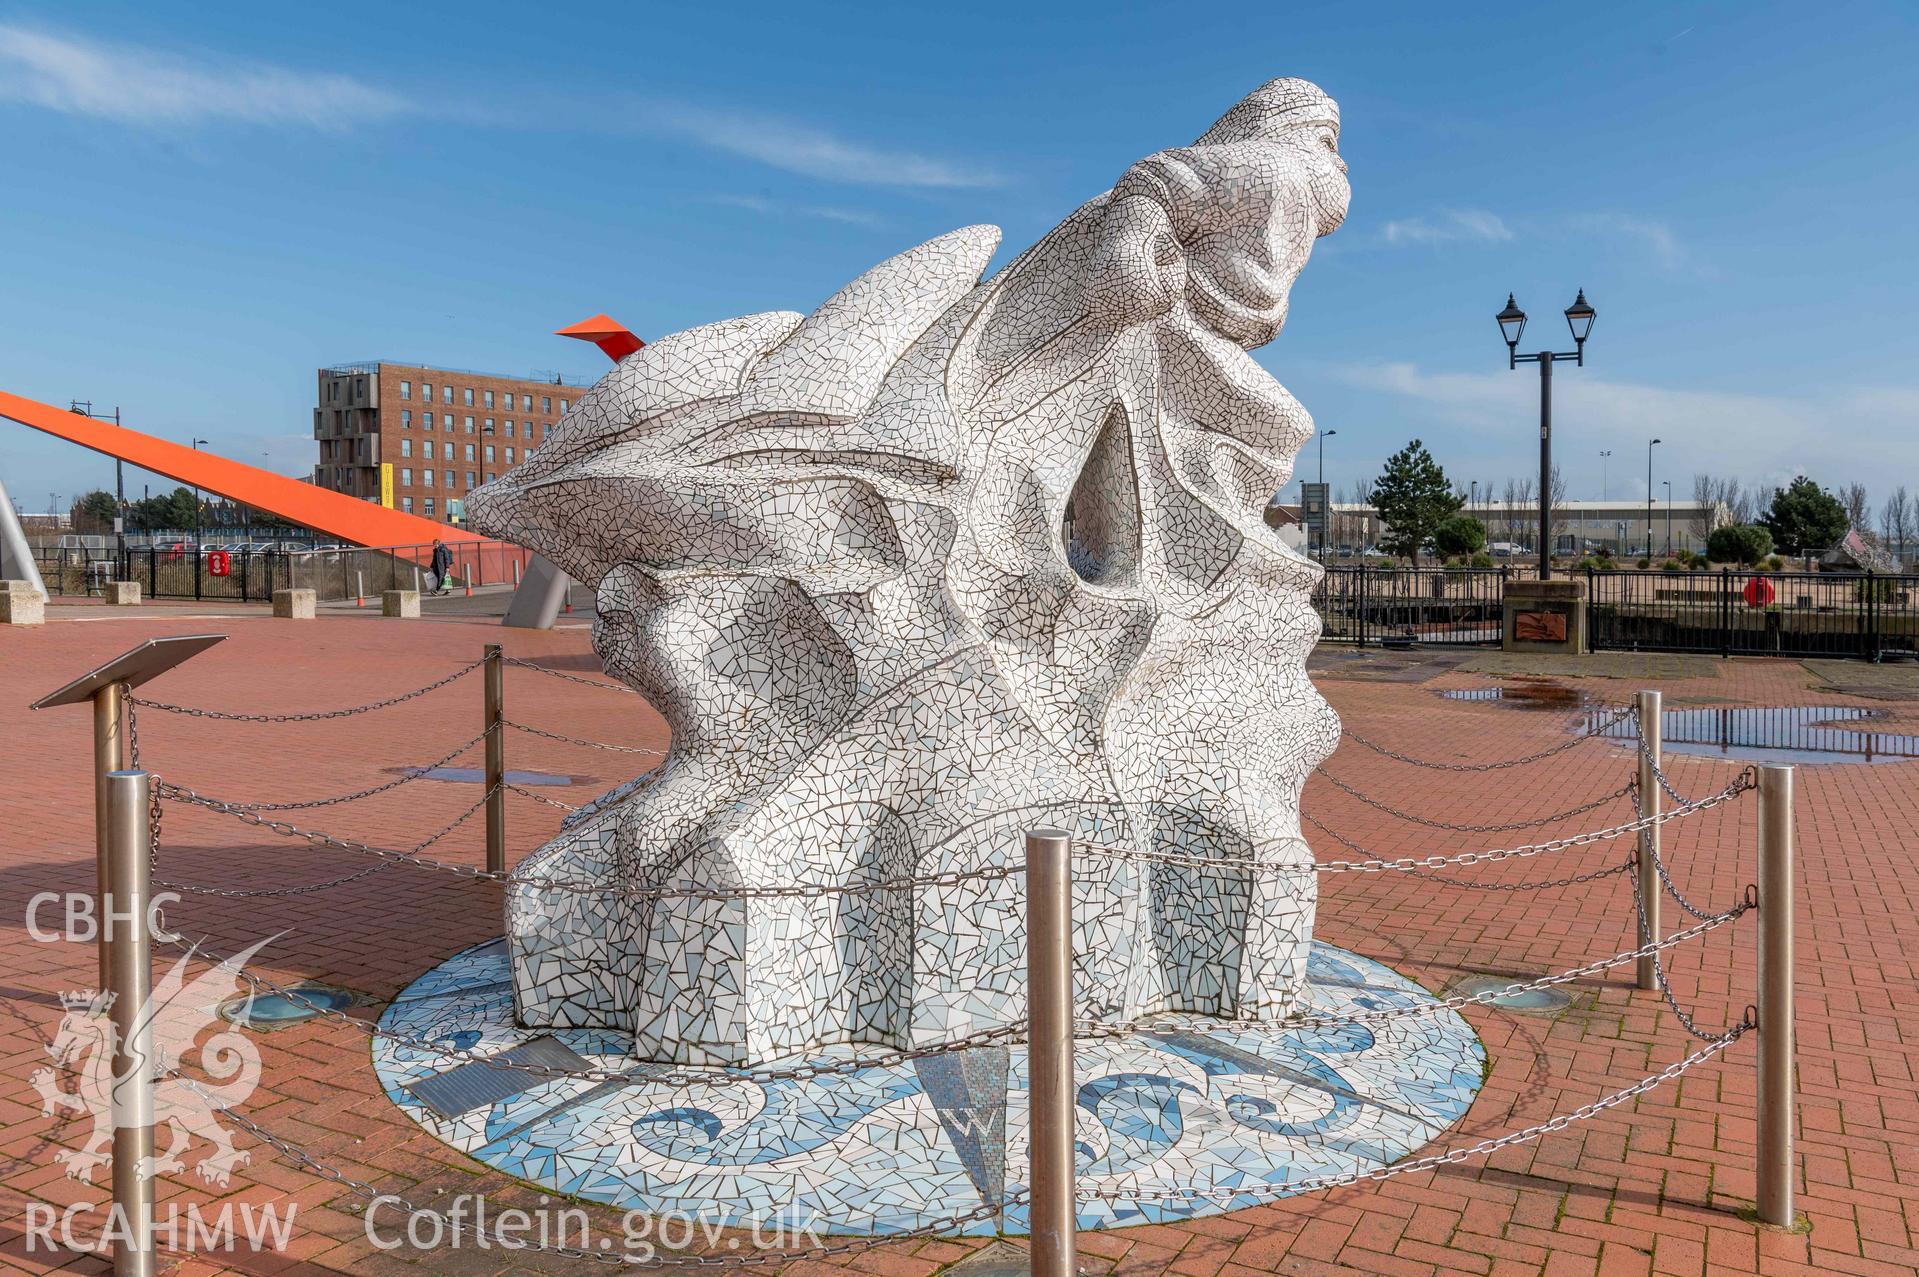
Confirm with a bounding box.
[1760,476,1848,555]
[1371,440,1461,565]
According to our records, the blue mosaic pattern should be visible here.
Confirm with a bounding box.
[374,939,1483,1235]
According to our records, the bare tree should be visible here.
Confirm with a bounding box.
[1840,482,1870,531]
[1548,464,1570,554]
[1727,481,1756,524]
[1883,486,1911,567]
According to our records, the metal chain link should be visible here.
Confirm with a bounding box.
[1078,1023,1751,1203]
[1633,731,1703,807]
[1315,767,1634,833]
[503,781,582,812]
[1629,778,1742,922]
[168,1072,1020,1265]
[504,719,665,756]
[505,657,643,695]
[1627,851,1746,1043]
[154,928,1032,1085]
[1338,704,1636,772]
[158,781,1031,903]
[127,657,487,723]
[160,729,493,813]
[1300,812,1635,891]
[1073,773,1753,878]
[153,792,493,899]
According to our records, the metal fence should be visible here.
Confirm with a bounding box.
[35,540,534,603]
[1586,568,1919,661]
[1313,566,1507,647]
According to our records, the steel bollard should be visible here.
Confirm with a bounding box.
[1025,828,1075,1277]
[1756,764,1796,1227]
[92,682,129,988]
[106,769,156,1277]
[1635,689,1662,990]
[484,645,505,874]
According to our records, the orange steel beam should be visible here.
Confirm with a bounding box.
[0,388,484,548]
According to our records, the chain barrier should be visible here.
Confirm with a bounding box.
[504,719,666,756]
[1299,812,1635,891]
[505,657,644,695]
[503,781,582,812]
[1633,731,1706,807]
[167,1071,1019,1267]
[1315,767,1634,833]
[153,928,1032,1084]
[1074,772,1754,878]
[151,789,493,899]
[1079,1022,1751,1203]
[126,657,487,723]
[1338,704,1636,772]
[155,730,493,813]
[1629,777,1744,922]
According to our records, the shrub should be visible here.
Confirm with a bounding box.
[1660,558,1685,572]
[1470,551,1494,568]
[1574,556,1599,571]
[1636,556,1652,569]
[1765,554,1785,571]
[1689,551,1711,568]
[1433,514,1487,558]
[1707,523,1774,566]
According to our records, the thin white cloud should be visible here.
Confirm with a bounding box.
[703,193,888,229]
[1331,361,1918,496]
[659,105,1002,189]
[0,26,409,128]
[1379,209,1514,247]
[1570,213,1686,268]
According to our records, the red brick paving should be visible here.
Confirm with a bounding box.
[1,615,1915,1275]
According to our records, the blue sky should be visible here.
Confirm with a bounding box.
[2,1,1915,519]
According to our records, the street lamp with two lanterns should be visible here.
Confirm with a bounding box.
[1497,290,1596,579]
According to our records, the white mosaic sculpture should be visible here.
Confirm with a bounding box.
[468,77,1348,1067]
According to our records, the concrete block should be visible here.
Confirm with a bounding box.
[382,590,421,618]
[0,579,44,625]
[104,581,141,605]
[1502,578,1589,654]
[272,588,316,620]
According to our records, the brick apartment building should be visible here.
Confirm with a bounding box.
[313,362,587,524]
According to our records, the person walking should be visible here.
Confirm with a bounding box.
[430,539,453,595]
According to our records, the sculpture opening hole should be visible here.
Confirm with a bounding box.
[1064,406,1142,586]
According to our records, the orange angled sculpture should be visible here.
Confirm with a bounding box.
[0,389,482,548]
[556,314,646,362]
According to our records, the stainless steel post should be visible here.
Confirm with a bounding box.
[92,683,128,988]
[1756,764,1796,1227]
[105,769,155,1277]
[1025,828,1075,1277]
[1636,689,1662,990]
[484,645,505,874]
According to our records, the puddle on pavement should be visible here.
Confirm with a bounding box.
[1438,679,1595,711]
[219,983,355,1029]
[401,766,579,785]
[1585,706,1919,765]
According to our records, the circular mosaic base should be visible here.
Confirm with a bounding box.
[374,939,1483,1235]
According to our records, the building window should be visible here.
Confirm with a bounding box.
[442,385,453,404]
[422,382,433,402]
[400,467,413,484]
[559,399,570,412]
[484,444,495,463]
[425,498,436,517]
[466,471,476,488]
[464,416,474,433]
[464,443,475,461]
[542,396,551,413]
[503,420,515,437]
[484,418,494,434]
[505,447,515,463]
[485,472,495,483]
[401,497,413,514]
[399,381,411,400]
[421,469,434,487]
[483,390,494,409]
[400,440,412,458]
[438,441,450,459]
[462,388,473,406]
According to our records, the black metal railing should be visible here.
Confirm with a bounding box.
[1313,566,1508,647]
[1585,568,1919,661]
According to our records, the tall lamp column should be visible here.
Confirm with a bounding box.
[1498,291,1596,580]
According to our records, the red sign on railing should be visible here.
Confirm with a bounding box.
[207,550,231,578]
[1742,575,1775,608]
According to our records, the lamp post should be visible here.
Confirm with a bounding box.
[1315,428,1337,562]
[1498,290,1596,579]
[1662,480,1673,555]
[1600,450,1612,502]
[1646,437,1662,557]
